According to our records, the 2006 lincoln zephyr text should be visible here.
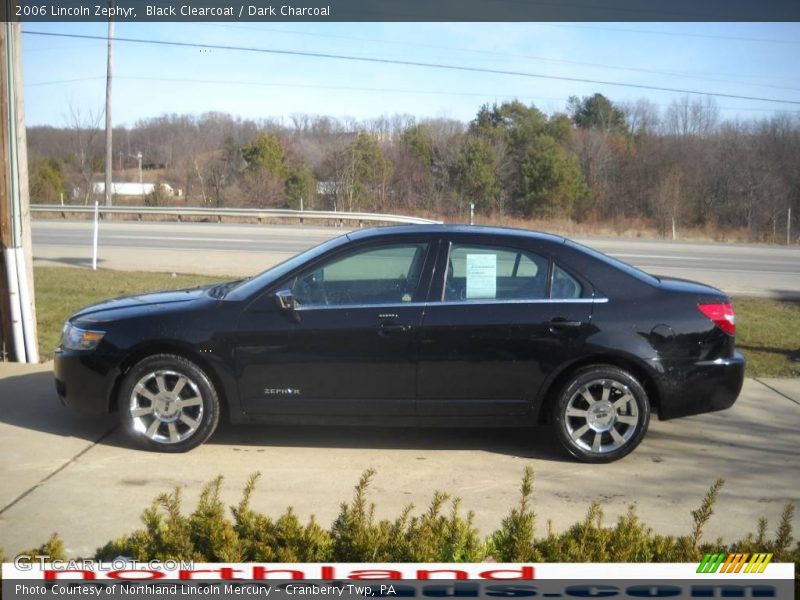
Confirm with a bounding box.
[54,225,745,462]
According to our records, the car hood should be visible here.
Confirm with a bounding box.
[71,286,212,321]
[657,276,727,299]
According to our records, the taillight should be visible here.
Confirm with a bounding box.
[697,303,736,335]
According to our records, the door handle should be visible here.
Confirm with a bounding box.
[548,318,583,332]
[377,316,412,336]
[379,322,412,333]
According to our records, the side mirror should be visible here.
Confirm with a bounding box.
[275,289,296,310]
[275,289,300,322]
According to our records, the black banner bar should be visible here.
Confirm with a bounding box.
[5,0,800,23]
[3,578,795,599]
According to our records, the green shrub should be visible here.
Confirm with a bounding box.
[144,183,171,207]
[6,469,797,570]
[733,503,797,560]
[232,473,332,561]
[96,486,198,561]
[486,466,539,561]
[397,494,482,562]
[13,533,68,562]
[190,476,242,561]
[690,478,724,550]
[329,468,483,562]
[329,468,386,561]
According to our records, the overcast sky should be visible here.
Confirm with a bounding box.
[20,21,800,127]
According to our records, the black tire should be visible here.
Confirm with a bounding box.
[118,353,220,452]
[552,365,650,463]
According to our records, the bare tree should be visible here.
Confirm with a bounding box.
[622,99,660,138]
[22,98,800,243]
[664,96,719,138]
[651,167,685,238]
[66,104,103,205]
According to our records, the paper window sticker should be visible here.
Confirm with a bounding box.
[466,253,497,299]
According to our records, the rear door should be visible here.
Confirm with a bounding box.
[416,238,593,416]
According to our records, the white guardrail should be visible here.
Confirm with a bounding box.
[30,204,442,226]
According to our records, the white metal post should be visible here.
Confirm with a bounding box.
[92,200,99,270]
[15,247,39,363]
[470,202,475,225]
[788,208,792,245]
[3,250,25,362]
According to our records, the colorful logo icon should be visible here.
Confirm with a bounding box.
[697,553,773,574]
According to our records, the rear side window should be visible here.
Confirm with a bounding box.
[551,264,583,299]
[566,239,659,285]
[444,244,549,301]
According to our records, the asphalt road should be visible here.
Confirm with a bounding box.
[0,361,797,558]
[31,220,800,298]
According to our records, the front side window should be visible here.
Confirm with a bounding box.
[443,244,549,301]
[292,243,428,307]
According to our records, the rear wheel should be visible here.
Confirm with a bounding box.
[119,354,220,452]
[552,365,650,463]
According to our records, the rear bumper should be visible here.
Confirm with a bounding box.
[54,348,118,414]
[657,351,746,420]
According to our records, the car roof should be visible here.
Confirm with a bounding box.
[346,224,567,245]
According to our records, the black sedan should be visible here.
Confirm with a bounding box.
[54,225,745,462]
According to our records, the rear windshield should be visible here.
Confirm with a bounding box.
[566,240,660,286]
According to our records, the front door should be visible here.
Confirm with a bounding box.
[237,240,433,415]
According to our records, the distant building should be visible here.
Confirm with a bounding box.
[89,182,174,197]
[316,181,339,196]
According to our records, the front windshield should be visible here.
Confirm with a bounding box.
[223,234,350,301]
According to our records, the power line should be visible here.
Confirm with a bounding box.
[200,23,800,92]
[23,73,800,114]
[31,22,800,88]
[21,30,800,107]
[26,76,104,86]
[540,23,800,45]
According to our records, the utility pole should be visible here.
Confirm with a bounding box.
[137,151,143,195]
[104,2,114,208]
[0,18,10,359]
[0,17,38,362]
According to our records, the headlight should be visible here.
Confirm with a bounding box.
[61,323,106,351]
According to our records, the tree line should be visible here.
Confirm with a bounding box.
[27,94,800,242]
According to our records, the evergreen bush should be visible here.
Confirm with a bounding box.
[6,470,797,568]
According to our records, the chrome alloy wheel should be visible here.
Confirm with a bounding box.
[129,370,204,444]
[564,378,639,454]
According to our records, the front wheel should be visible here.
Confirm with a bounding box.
[119,354,220,452]
[552,365,650,463]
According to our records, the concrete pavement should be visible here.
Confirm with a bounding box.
[0,362,798,559]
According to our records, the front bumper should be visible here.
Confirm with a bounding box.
[54,348,118,414]
[657,351,746,420]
